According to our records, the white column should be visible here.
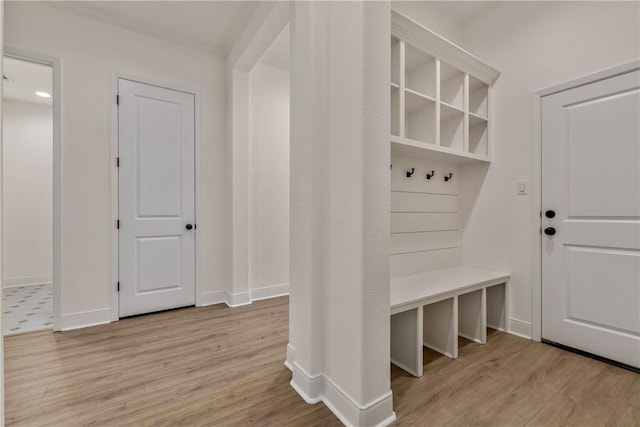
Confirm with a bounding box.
[288,2,394,425]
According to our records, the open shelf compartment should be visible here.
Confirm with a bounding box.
[469,75,489,119]
[440,103,464,151]
[440,61,465,110]
[405,43,436,99]
[391,85,400,137]
[469,114,488,157]
[391,36,401,87]
[405,90,436,144]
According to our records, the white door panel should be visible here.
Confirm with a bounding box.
[118,79,195,318]
[541,70,640,368]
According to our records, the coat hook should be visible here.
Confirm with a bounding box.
[406,168,415,178]
[426,171,435,180]
[444,173,453,182]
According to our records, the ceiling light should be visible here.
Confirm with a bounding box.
[35,91,51,98]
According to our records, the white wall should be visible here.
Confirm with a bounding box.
[248,61,289,298]
[5,2,229,323]
[2,99,52,287]
[459,1,640,337]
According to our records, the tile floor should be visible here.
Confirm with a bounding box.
[3,284,53,336]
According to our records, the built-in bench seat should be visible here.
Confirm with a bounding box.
[390,266,510,377]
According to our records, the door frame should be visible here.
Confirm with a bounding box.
[3,46,62,331]
[531,59,640,342]
[110,72,202,321]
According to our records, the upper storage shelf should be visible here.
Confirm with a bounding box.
[390,9,500,163]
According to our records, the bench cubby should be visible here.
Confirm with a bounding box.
[390,266,509,377]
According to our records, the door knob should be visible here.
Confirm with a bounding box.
[545,210,556,219]
[544,227,556,236]
[185,224,193,230]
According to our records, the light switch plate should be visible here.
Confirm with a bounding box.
[517,180,528,195]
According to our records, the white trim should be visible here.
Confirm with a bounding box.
[391,8,500,86]
[536,60,640,97]
[531,60,640,343]
[249,283,289,301]
[323,377,396,427]
[289,366,397,427]
[199,287,290,309]
[508,318,532,340]
[60,308,111,331]
[225,291,252,307]
[259,57,289,71]
[198,290,228,307]
[290,361,324,404]
[110,71,203,321]
[4,46,63,332]
[3,277,52,288]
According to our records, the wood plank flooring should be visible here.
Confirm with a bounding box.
[4,296,639,426]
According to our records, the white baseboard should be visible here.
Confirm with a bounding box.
[3,276,52,288]
[198,290,228,307]
[290,361,396,427]
[226,291,251,307]
[60,308,111,331]
[197,285,289,310]
[323,376,396,427]
[290,361,324,404]
[250,283,289,301]
[508,317,532,339]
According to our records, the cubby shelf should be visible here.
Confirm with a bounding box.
[390,8,500,163]
[391,135,490,163]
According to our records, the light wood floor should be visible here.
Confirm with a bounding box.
[4,296,639,426]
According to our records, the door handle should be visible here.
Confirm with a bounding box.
[185,224,193,230]
[544,227,556,236]
[545,210,556,218]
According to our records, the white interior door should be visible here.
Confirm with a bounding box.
[541,69,640,368]
[118,79,195,318]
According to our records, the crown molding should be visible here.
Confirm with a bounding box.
[391,8,500,85]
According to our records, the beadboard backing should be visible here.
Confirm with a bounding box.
[391,153,461,278]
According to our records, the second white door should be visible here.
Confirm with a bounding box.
[118,79,196,318]
[541,69,640,368]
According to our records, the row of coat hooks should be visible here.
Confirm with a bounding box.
[391,165,453,181]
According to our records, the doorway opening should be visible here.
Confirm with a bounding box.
[2,55,54,335]
[247,25,290,301]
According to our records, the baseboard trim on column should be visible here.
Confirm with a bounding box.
[290,361,324,404]
[225,291,252,307]
[250,283,289,301]
[289,363,396,426]
[323,376,396,427]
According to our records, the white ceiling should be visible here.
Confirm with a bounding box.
[53,1,260,55]
[261,25,289,69]
[3,57,53,106]
[430,1,498,23]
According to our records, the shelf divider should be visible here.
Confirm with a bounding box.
[435,59,441,147]
[464,73,469,154]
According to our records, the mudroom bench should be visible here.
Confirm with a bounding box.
[390,266,510,377]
